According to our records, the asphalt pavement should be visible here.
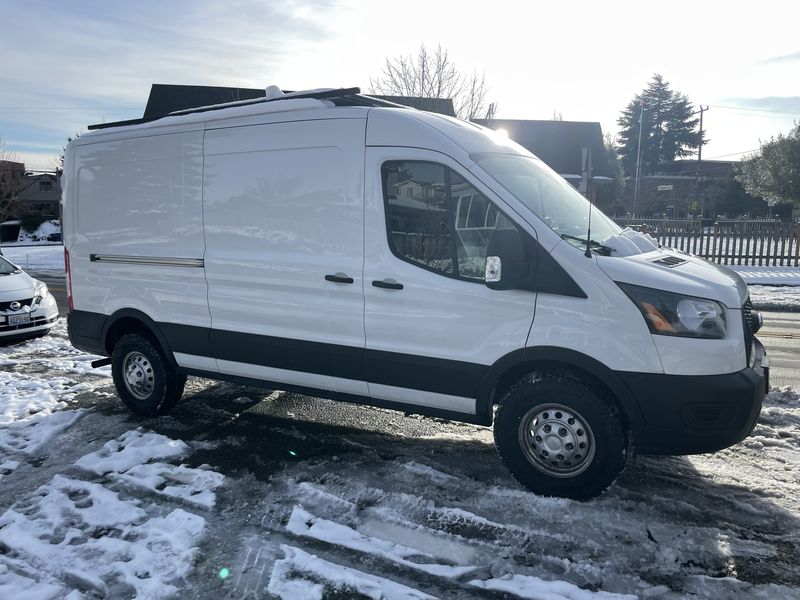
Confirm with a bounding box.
[30,271,800,388]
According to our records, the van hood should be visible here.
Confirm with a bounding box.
[596,247,748,309]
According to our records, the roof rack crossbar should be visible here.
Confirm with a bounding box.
[167,87,363,117]
[88,117,153,131]
[87,86,409,132]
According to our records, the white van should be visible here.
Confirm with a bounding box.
[62,87,767,499]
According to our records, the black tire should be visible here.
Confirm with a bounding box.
[494,372,628,500]
[111,333,186,416]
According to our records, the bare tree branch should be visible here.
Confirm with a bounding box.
[369,44,493,121]
[0,136,19,164]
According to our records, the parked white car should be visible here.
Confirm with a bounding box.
[0,254,58,341]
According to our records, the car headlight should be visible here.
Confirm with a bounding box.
[617,282,727,339]
[33,281,49,305]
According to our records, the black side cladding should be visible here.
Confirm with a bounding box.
[532,237,587,298]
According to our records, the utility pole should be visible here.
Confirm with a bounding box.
[633,100,646,219]
[696,105,709,161]
[694,105,709,217]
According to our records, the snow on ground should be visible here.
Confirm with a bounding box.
[254,400,800,599]
[0,410,84,455]
[0,321,108,424]
[0,320,799,598]
[76,430,225,509]
[728,265,800,286]
[0,322,218,598]
[0,372,86,424]
[1,244,64,273]
[269,544,437,600]
[749,285,800,311]
[11,220,61,244]
[0,475,206,598]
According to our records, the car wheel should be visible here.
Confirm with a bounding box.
[494,372,628,500]
[111,333,186,416]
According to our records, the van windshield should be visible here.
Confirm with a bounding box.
[474,153,620,248]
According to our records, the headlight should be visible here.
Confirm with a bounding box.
[618,282,727,339]
[33,281,48,305]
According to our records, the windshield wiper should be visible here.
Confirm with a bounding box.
[560,233,612,255]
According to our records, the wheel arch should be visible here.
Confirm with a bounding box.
[101,309,177,367]
[478,347,645,427]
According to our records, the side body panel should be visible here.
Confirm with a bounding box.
[202,117,367,394]
[69,131,209,330]
[525,243,665,375]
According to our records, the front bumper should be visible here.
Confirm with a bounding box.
[620,338,768,455]
[0,293,59,341]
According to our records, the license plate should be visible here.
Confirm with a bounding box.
[8,313,30,326]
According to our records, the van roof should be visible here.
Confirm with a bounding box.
[77,85,533,164]
[87,87,407,132]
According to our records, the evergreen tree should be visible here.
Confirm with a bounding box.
[616,74,703,176]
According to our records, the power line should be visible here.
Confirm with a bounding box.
[704,149,758,159]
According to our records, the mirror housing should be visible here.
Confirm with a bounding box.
[485,227,529,290]
[485,256,502,282]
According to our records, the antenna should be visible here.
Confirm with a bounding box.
[581,148,593,258]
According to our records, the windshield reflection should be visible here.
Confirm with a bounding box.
[474,154,620,249]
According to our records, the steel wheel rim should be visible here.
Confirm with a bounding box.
[123,351,155,400]
[518,403,596,478]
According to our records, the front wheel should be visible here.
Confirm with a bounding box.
[111,333,186,416]
[494,373,628,500]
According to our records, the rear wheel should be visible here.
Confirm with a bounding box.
[111,333,186,416]
[494,373,628,500]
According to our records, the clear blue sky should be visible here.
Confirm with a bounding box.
[2,0,798,170]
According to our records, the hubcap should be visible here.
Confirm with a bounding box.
[123,351,155,400]
[518,403,595,478]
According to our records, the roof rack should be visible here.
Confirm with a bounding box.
[87,87,409,131]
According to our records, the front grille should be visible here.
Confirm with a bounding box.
[742,297,754,365]
[0,315,57,333]
[0,298,33,311]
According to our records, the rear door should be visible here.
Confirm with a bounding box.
[363,148,537,414]
[203,118,367,394]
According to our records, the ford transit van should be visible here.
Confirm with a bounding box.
[62,87,767,499]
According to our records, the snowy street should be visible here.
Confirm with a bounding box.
[0,321,798,599]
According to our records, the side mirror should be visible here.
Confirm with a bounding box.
[485,227,529,290]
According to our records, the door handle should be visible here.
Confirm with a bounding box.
[372,278,404,290]
[325,273,354,284]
